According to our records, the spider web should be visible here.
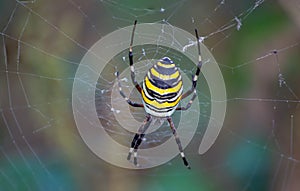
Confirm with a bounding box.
[0,0,300,190]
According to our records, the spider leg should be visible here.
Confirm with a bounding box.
[127,115,152,166]
[116,70,144,107]
[176,92,197,111]
[128,20,142,94]
[167,117,191,169]
[179,29,203,109]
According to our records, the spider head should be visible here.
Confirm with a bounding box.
[160,57,174,64]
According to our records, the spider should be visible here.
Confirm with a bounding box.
[116,20,203,169]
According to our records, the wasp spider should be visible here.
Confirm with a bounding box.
[116,20,203,169]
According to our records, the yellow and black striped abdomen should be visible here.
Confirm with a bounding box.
[142,57,183,117]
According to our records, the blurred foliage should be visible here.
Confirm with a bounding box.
[0,153,75,191]
[0,0,299,191]
[225,2,290,96]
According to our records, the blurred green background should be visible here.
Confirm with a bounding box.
[0,0,300,191]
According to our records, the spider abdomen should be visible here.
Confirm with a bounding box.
[141,57,183,117]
